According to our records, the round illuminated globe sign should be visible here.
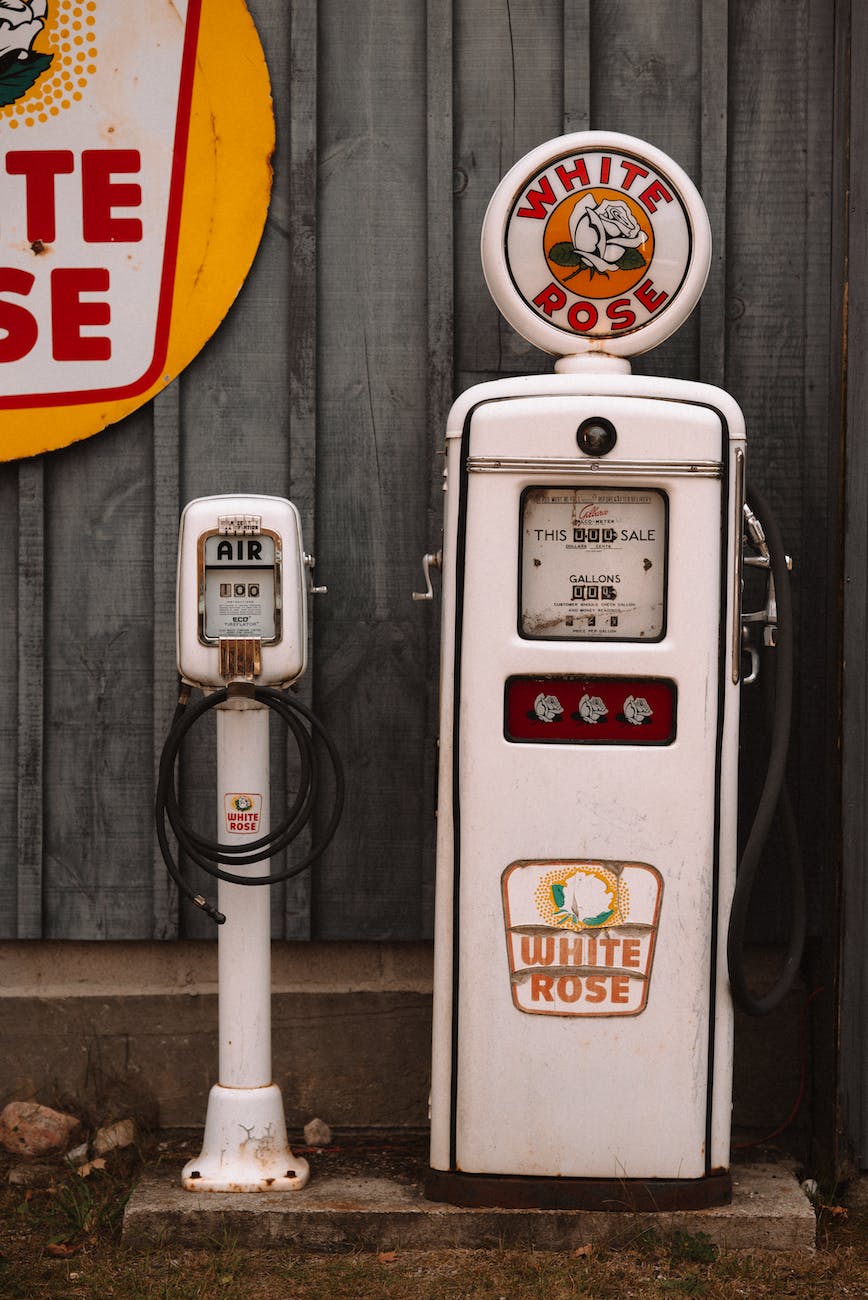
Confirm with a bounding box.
[481,132,711,359]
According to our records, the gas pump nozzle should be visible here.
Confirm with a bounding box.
[742,500,793,677]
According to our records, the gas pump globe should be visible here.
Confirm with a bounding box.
[424,132,755,1211]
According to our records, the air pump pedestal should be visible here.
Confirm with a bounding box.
[181,700,309,1192]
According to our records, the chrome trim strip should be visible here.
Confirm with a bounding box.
[466,456,722,477]
[732,448,746,684]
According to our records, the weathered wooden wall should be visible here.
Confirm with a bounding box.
[0,0,857,1156]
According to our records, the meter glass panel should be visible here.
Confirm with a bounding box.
[199,531,280,644]
[520,487,668,641]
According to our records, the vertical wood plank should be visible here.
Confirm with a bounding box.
[177,0,294,939]
[454,0,566,389]
[699,0,729,389]
[563,1,591,133]
[591,0,703,382]
[0,466,20,937]
[152,386,181,940]
[418,0,455,935]
[840,0,868,1170]
[285,0,318,941]
[16,459,44,939]
[41,412,155,938]
[313,0,433,939]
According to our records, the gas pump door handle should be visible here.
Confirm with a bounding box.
[412,551,442,601]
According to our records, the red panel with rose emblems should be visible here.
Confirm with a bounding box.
[504,676,676,745]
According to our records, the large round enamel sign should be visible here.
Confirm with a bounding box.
[481,132,711,359]
[0,1,274,461]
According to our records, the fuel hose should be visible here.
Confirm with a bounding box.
[727,485,806,1015]
[156,684,344,924]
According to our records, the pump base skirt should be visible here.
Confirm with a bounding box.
[425,1168,732,1211]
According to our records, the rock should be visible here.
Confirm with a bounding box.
[0,1102,81,1157]
[8,1163,60,1189]
[303,1117,332,1147]
[66,1141,90,1167]
[92,1117,137,1156]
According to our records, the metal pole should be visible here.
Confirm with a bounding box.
[181,697,309,1191]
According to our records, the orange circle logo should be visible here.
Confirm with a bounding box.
[544,188,653,300]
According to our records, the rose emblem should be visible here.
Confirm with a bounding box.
[532,692,564,723]
[621,694,653,726]
[574,693,608,725]
[0,0,51,108]
[233,795,253,812]
[548,192,648,281]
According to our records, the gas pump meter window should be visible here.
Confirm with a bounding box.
[520,486,668,640]
[199,530,281,644]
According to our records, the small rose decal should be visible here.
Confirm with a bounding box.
[548,193,647,280]
[0,1,51,108]
[620,695,653,726]
[574,693,608,725]
[532,692,564,723]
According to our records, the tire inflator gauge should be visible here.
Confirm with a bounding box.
[155,494,343,1193]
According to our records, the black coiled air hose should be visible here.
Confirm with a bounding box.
[156,684,344,924]
[727,485,806,1015]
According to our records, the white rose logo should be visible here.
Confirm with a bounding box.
[545,188,651,297]
[532,692,564,723]
[620,695,653,726]
[0,0,50,107]
[575,693,608,725]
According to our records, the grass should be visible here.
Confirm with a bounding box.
[1,1133,867,1299]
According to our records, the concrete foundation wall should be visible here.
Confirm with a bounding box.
[0,942,433,1130]
[1,942,805,1144]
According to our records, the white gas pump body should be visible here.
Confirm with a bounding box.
[428,370,745,1205]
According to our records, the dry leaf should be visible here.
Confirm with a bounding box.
[76,1158,107,1178]
[377,1250,398,1263]
[45,1241,78,1258]
[573,1243,594,1257]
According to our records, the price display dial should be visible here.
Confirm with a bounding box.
[520,486,668,641]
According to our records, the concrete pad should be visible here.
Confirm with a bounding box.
[123,1161,816,1253]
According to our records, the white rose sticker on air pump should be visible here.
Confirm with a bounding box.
[481,131,711,359]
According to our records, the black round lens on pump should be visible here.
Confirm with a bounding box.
[577,417,617,457]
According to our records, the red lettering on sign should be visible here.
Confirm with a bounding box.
[622,938,641,968]
[638,179,673,213]
[51,268,111,361]
[533,283,567,316]
[635,278,669,314]
[556,975,582,1003]
[568,300,598,331]
[584,975,607,1003]
[0,268,37,362]
[600,155,611,183]
[619,160,649,191]
[521,936,555,966]
[554,158,590,193]
[610,976,630,1004]
[606,297,636,331]
[82,150,143,243]
[530,972,554,1001]
[515,176,557,218]
[5,150,75,243]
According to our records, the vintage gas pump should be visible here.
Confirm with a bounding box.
[423,132,798,1211]
[156,494,343,1191]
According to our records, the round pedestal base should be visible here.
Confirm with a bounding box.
[182,1083,310,1192]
